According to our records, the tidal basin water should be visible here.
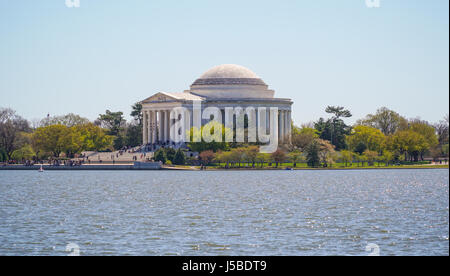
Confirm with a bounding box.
[0,169,448,256]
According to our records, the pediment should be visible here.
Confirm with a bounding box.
[142,92,179,103]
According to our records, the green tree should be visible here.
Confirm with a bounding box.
[216,151,233,167]
[288,150,304,167]
[98,110,126,150]
[291,126,319,150]
[165,147,176,163]
[0,148,6,162]
[40,113,90,127]
[389,130,427,162]
[60,127,83,158]
[409,119,439,160]
[173,149,186,165]
[381,150,394,166]
[130,102,143,125]
[125,123,142,147]
[363,150,378,166]
[74,123,114,152]
[340,150,353,167]
[154,148,166,163]
[0,108,30,160]
[32,124,69,157]
[305,140,321,167]
[129,102,143,146]
[11,144,35,161]
[315,106,352,150]
[357,107,408,135]
[346,125,386,153]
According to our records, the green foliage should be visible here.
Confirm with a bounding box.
[32,123,113,158]
[346,125,386,153]
[130,102,143,126]
[188,121,230,152]
[32,124,69,157]
[74,123,114,152]
[315,106,352,151]
[291,126,319,150]
[354,141,367,155]
[340,150,353,167]
[173,149,186,165]
[389,130,428,162]
[165,147,176,163]
[125,123,142,148]
[381,150,394,166]
[154,148,166,163]
[443,144,449,157]
[357,107,408,135]
[288,150,304,167]
[98,110,125,136]
[0,108,30,159]
[305,140,321,167]
[0,148,6,162]
[11,144,35,161]
[363,150,379,166]
[40,113,90,127]
[325,106,352,119]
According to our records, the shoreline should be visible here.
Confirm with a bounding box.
[1,164,447,171]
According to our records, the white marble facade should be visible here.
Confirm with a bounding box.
[141,64,293,148]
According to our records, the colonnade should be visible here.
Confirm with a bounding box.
[142,108,292,145]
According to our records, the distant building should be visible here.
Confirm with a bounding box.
[141,64,293,149]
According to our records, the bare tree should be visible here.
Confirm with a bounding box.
[0,108,30,159]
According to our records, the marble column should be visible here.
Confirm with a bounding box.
[143,110,148,144]
[151,111,157,144]
[284,110,288,143]
[184,109,191,142]
[278,110,282,142]
[148,110,152,144]
[158,110,164,143]
[160,110,165,143]
[287,111,292,143]
[170,113,175,144]
[165,110,170,143]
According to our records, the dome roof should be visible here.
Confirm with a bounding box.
[200,64,259,79]
[192,64,267,86]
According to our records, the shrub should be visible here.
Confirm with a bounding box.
[173,149,186,165]
[154,149,166,163]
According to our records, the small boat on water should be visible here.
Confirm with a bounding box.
[285,167,293,171]
[38,165,44,172]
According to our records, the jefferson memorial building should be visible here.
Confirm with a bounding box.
[141,64,293,149]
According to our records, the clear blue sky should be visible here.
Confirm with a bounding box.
[0,0,448,125]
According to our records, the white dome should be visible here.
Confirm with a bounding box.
[199,64,260,79]
[188,64,274,99]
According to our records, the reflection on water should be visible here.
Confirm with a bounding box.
[0,169,448,255]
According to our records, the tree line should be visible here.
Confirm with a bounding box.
[0,103,143,163]
[1,104,448,167]
[173,106,449,168]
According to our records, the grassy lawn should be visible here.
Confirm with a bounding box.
[190,162,449,170]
